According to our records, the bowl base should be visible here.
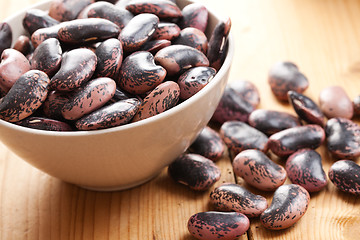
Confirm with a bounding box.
[77,172,160,191]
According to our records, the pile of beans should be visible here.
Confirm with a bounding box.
[0,0,231,131]
[168,61,360,239]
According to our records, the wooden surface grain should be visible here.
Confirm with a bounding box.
[0,0,360,239]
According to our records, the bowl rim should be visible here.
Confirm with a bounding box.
[0,0,235,137]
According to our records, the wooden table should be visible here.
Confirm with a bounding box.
[0,0,360,239]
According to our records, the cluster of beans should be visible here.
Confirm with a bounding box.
[0,0,231,131]
[168,61,360,239]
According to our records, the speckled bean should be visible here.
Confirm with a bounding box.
[43,90,72,120]
[132,81,180,121]
[31,38,62,77]
[325,117,360,159]
[50,48,97,91]
[268,125,325,157]
[207,17,231,71]
[31,24,62,48]
[22,9,59,35]
[152,22,180,41]
[155,45,209,76]
[268,61,309,101]
[187,211,249,240]
[62,77,116,120]
[210,183,268,217]
[288,90,325,126]
[49,0,94,22]
[119,13,159,52]
[329,160,360,195]
[118,51,166,95]
[13,35,32,56]
[233,149,286,191]
[173,27,208,54]
[179,3,208,32]
[212,80,259,124]
[248,109,301,136]
[189,126,224,161]
[75,98,140,130]
[16,116,72,131]
[0,70,50,122]
[58,18,120,44]
[125,0,182,19]
[0,22,12,56]
[82,1,133,29]
[353,95,360,115]
[94,38,123,79]
[319,85,353,119]
[139,39,171,54]
[286,149,327,192]
[0,49,31,94]
[109,88,136,103]
[260,184,310,230]
[168,153,221,191]
[178,66,216,100]
[220,121,269,154]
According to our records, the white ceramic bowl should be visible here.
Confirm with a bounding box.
[0,0,234,191]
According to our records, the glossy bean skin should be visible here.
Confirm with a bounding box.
[118,51,166,94]
[325,117,360,159]
[152,22,180,41]
[268,125,325,157]
[187,211,249,240]
[155,45,209,76]
[50,48,97,91]
[260,184,310,230]
[132,81,180,121]
[125,0,182,19]
[268,61,309,101]
[31,24,62,48]
[43,90,72,120]
[353,95,360,115]
[0,49,31,94]
[75,98,140,130]
[329,160,360,195]
[220,121,269,154]
[179,3,208,32]
[0,22,12,56]
[13,35,32,56]
[233,149,286,191]
[178,66,216,100]
[210,183,268,217]
[167,153,221,191]
[119,13,159,52]
[84,1,133,29]
[62,77,116,120]
[189,126,224,161]
[248,109,301,136]
[0,70,50,122]
[228,81,260,108]
[48,0,94,22]
[207,17,231,71]
[212,81,259,124]
[139,39,171,54]
[31,38,62,77]
[22,9,59,35]
[58,18,120,44]
[319,86,353,119]
[173,27,208,54]
[94,38,123,79]
[288,90,325,126]
[16,117,73,131]
[286,149,327,192]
